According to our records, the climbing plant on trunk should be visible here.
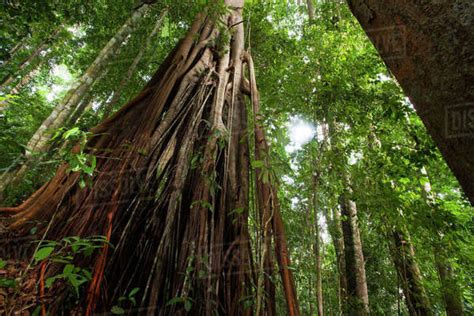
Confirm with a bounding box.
[0,1,299,314]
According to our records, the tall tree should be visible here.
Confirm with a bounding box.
[0,25,62,90]
[0,1,300,314]
[347,0,474,205]
[434,248,464,316]
[339,191,370,315]
[102,9,168,118]
[330,205,349,312]
[0,3,152,194]
[421,169,464,316]
[309,134,324,316]
[388,228,432,316]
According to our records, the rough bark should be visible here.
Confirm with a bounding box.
[0,1,300,314]
[339,193,369,315]
[389,229,432,316]
[347,0,474,205]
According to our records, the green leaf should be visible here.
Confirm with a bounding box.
[111,306,125,315]
[0,278,16,288]
[251,160,265,168]
[166,297,185,306]
[0,259,6,269]
[184,299,192,312]
[63,127,81,139]
[34,246,55,262]
[45,276,59,288]
[129,287,140,297]
[63,264,75,275]
[32,306,42,316]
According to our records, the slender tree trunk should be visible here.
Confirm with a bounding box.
[339,192,369,315]
[8,66,40,95]
[389,229,432,316]
[102,9,167,118]
[307,0,315,20]
[311,172,324,316]
[26,4,150,155]
[328,120,368,315]
[0,1,300,314]
[0,26,62,89]
[0,63,42,112]
[0,5,151,195]
[67,68,111,126]
[331,206,348,314]
[67,94,94,126]
[1,35,29,70]
[313,208,324,316]
[0,30,64,113]
[245,51,300,316]
[421,169,464,316]
[434,247,464,316]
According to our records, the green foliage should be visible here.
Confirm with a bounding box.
[33,236,110,297]
[0,0,472,314]
[111,287,140,314]
[248,0,473,313]
[166,296,194,312]
[51,126,96,187]
[0,259,17,288]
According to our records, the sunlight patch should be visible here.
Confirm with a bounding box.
[285,117,316,153]
[46,65,74,102]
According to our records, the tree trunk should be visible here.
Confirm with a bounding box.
[339,193,369,315]
[347,0,474,205]
[0,64,41,113]
[311,172,324,316]
[0,1,300,314]
[313,207,324,316]
[0,5,151,194]
[102,9,167,118]
[307,0,315,20]
[421,168,464,316]
[0,26,61,90]
[434,247,464,316]
[8,66,40,95]
[26,4,150,155]
[1,35,29,70]
[331,206,349,314]
[245,51,300,316]
[389,229,432,316]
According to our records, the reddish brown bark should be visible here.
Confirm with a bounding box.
[0,2,299,314]
[244,51,300,316]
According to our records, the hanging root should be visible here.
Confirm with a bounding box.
[243,50,301,316]
[1,2,300,315]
